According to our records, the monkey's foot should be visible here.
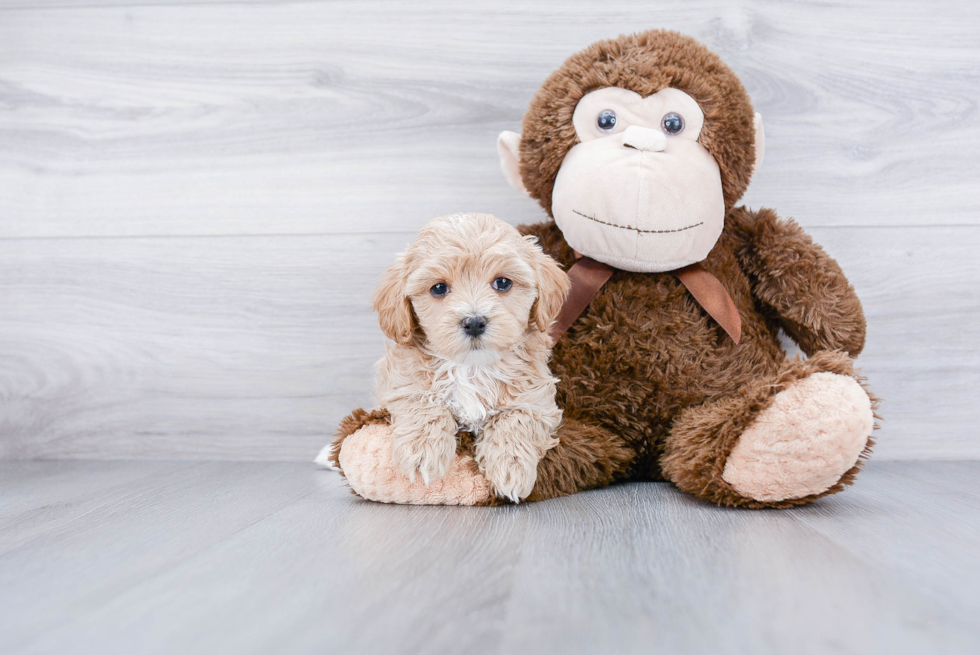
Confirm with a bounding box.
[722,372,874,502]
[337,423,492,506]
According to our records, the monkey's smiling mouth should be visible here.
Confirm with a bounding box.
[572,209,704,234]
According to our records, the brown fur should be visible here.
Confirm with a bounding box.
[661,351,879,508]
[335,30,877,509]
[519,205,874,506]
[727,209,867,356]
[525,417,636,502]
[519,30,757,218]
[493,30,877,508]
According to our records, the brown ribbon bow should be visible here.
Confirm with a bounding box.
[548,256,741,346]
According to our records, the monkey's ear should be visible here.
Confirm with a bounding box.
[497,131,530,197]
[372,257,416,344]
[752,112,766,178]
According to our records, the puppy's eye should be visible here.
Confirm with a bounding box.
[491,277,513,292]
[596,109,617,133]
[430,282,449,297]
[661,112,684,135]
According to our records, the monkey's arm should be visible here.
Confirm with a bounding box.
[729,207,866,356]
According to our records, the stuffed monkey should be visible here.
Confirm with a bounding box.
[326,30,877,508]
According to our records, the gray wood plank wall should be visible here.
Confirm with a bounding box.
[1,0,978,461]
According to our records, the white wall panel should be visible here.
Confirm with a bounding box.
[1,1,977,459]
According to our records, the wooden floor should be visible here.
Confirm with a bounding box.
[0,460,977,654]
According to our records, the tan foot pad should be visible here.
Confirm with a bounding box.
[722,372,873,502]
[339,424,492,506]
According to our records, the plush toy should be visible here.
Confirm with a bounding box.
[322,30,878,508]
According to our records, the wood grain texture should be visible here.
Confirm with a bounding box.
[0,232,397,460]
[0,460,977,654]
[1,226,978,461]
[0,461,332,654]
[500,465,980,654]
[0,0,978,238]
[0,1,978,461]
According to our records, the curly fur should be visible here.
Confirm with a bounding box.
[332,30,878,509]
[369,213,570,502]
[521,206,875,507]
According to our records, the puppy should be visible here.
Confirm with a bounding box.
[372,213,570,502]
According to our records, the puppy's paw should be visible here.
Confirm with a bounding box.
[476,441,540,503]
[390,416,458,485]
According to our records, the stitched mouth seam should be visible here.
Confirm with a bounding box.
[572,209,704,234]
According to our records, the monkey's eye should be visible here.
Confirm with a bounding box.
[661,112,684,135]
[430,282,449,297]
[596,109,617,132]
[491,277,513,292]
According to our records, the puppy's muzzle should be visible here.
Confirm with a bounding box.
[461,316,488,338]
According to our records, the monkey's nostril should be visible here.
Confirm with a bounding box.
[461,316,488,337]
[622,125,667,152]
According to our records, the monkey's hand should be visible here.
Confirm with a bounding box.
[389,405,458,486]
[732,207,866,356]
[476,410,560,503]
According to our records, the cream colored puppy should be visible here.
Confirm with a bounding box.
[372,213,570,502]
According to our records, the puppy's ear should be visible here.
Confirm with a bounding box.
[529,239,570,332]
[373,256,416,344]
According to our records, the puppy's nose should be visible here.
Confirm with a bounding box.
[461,316,488,337]
[622,125,667,152]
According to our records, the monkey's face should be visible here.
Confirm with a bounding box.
[551,87,725,272]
